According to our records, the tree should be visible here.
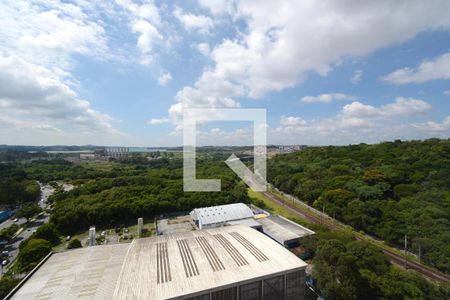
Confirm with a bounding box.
[16,203,42,220]
[16,238,51,272]
[33,223,60,245]
[67,238,82,249]
[0,276,19,299]
[0,224,19,241]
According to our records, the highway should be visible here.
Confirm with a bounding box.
[262,190,450,283]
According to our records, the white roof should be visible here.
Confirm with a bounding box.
[226,218,262,228]
[10,243,129,300]
[191,203,254,226]
[257,215,315,244]
[10,225,306,300]
[113,225,306,299]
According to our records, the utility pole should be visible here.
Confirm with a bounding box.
[404,235,408,269]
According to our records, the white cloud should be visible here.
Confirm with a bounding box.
[197,43,210,56]
[301,93,357,104]
[381,52,450,84]
[412,116,450,132]
[351,69,363,84]
[342,97,431,118]
[165,71,243,132]
[0,0,109,69]
[198,0,234,16]
[194,126,253,146]
[382,97,432,116]
[32,124,62,133]
[280,116,306,126]
[116,0,162,64]
[158,72,172,86]
[149,118,171,125]
[341,102,380,118]
[161,0,450,127]
[0,55,120,136]
[132,20,162,54]
[0,1,134,144]
[272,97,436,145]
[174,7,214,34]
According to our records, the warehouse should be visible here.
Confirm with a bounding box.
[257,215,315,247]
[190,203,255,229]
[7,225,307,300]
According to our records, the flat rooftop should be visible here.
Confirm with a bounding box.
[190,203,254,226]
[257,215,315,244]
[9,225,307,300]
[10,243,129,300]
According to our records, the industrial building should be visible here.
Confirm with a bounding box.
[257,215,315,247]
[190,203,259,229]
[7,225,307,300]
[106,147,129,159]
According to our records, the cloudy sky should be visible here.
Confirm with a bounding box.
[1,0,449,146]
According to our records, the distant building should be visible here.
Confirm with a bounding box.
[79,153,96,160]
[190,203,256,229]
[7,225,307,300]
[106,147,129,159]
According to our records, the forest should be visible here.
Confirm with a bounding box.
[31,157,249,235]
[300,227,449,300]
[268,138,450,273]
[0,143,448,298]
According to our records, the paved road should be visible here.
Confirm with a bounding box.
[1,183,54,274]
[0,217,27,231]
[262,191,450,283]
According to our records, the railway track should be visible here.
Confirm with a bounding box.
[262,191,450,283]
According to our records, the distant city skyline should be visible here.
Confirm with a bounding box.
[1,1,450,146]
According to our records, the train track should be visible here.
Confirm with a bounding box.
[262,191,450,283]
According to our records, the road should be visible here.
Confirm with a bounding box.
[262,191,450,283]
[0,217,27,231]
[1,183,54,274]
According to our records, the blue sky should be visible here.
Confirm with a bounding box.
[0,0,449,146]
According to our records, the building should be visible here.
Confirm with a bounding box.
[256,215,315,248]
[0,210,12,223]
[7,225,307,300]
[79,153,96,160]
[190,203,256,229]
[106,147,129,159]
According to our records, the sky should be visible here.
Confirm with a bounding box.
[0,0,449,146]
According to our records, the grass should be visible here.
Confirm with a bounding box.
[248,189,313,228]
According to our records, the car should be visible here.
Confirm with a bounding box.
[66,236,71,241]
[13,218,18,222]
[2,259,9,266]
[1,251,8,255]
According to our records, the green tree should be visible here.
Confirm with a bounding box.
[33,223,60,245]
[16,238,52,272]
[67,238,82,249]
[16,203,42,220]
[0,224,19,241]
[0,276,19,299]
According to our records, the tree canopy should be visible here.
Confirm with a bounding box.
[269,139,450,273]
